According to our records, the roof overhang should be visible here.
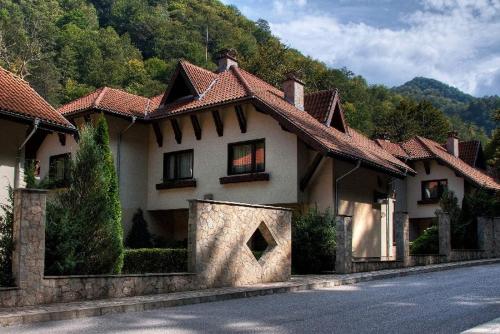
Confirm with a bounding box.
[0,109,76,134]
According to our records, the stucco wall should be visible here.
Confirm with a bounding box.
[147,103,299,210]
[406,160,465,219]
[307,157,333,213]
[36,114,150,234]
[0,120,27,206]
[335,160,393,258]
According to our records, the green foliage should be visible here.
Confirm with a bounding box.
[0,0,490,142]
[373,99,451,142]
[292,207,336,274]
[23,160,37,188]
[125,209,153,249]
[122,248,187,274]
[0,187,14,286]
[45,118,124,275]
[410,225,439,255]
[394,77,500,135]
[485,109,500,176]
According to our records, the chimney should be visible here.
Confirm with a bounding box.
[446,131,459,157]
[282,72,304,110]
[217,49,238,72]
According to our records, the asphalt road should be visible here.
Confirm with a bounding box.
[4,264,500,334]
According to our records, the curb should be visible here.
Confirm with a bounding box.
[1,258,499,327]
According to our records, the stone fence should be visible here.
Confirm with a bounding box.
[336,212,500,274]
[0,190,291,308]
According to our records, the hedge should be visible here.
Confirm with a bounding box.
[122,248,187,274]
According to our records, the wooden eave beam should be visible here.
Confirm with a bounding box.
[300,153,324,192]
[58,133,66,146]
[235,105,247,133]
[190,115,202,140]
[152,122,163,147]
[212,110,223,137]
[170,118,182,144]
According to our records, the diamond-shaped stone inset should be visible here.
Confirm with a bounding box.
[246,222,277,263]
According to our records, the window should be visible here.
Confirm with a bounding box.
[163,150,193,181]
[49,153,71,187]
[228,139,265,175]
[421,179,448,202]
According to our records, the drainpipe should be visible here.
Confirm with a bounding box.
[117,116,137,185]
[335,160,361,216]
[15,118,40,188]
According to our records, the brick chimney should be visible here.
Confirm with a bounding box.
[446,131,459,157]
[217,49,238,72]
[282,72,304,110]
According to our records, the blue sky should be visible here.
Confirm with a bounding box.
[221,0,500,97]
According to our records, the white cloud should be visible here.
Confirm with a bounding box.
[269,0,500,96]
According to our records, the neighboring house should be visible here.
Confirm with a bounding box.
[0,66,75,206]
[376,133,500,240]
[37,51,413,259]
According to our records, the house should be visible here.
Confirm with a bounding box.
[376,133,500,240]
[37,50,413,259]
[0,66,75,206]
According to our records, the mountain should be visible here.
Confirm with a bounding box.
[393,77,499,135]
[0,0,490,144]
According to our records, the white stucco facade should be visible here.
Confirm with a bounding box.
[406,160,465,219]
[147,103,299,210]
[0,120,28,206]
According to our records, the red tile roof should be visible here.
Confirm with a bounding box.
[58,87,155,118]
[151,61,413,177]
[304,90,336,124]
[458,140,481,167]
[0,66,73,130]
[375,139,410,159]
[377,136,500,191]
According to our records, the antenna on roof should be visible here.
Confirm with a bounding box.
[205,26,209,63]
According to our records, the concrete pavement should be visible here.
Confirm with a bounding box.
[3,263,500,333]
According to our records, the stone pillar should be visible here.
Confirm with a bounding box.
[11,189,47,306]
[394,212,410,266]
[477,217,494,258]
[335,215,352,274]
[437,212,451,260]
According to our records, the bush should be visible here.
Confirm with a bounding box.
[0,187,14,286]
[292,207,336,274]
[410,225,439,255]
[122,248,187,274]
[125,209,153,249]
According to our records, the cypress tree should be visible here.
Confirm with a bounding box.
[125,209,153,249]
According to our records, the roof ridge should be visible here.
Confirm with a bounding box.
[93,86,108,108]
[230,66,254,96]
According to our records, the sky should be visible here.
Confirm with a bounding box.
[221,0,500,97]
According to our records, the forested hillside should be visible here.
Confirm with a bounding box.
[394,77,500,135]
[0,0,492,144]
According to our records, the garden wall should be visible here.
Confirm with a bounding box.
[336,212,500,274]
[0,191,292,308]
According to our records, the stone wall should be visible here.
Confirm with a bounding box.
[188,200,292,287]
[1,192,292,308]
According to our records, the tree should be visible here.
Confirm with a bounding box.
[0,187,14,286]
[125,209,153,249]
[485,109,500,178]
[45,116,124,275]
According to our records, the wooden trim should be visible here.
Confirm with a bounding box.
[417,199,440,205]
[227,139,265,175]
[423,160,431,174]
[190,115,201,140]
[220,173,270,185]
[152,122,163,147]
[300,153,323,191]
[58,133,66,146]
[170,119,182,144]
[235,105,247,133]
[156,179,197,190]
[211,110,223,137]
[163,149,194,181]
[83,114,91,123]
